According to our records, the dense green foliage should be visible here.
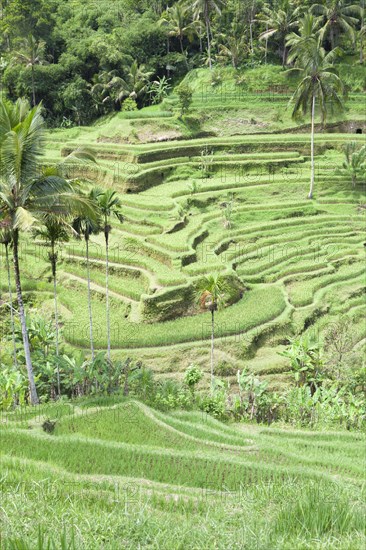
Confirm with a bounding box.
[0,0,364,124]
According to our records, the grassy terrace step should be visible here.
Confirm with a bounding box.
[1,426,347,493]
[62,285,286,349]
[138,151,302,168]
[62,265,148,302]
[64,249,186,287]
[61,133,365,163]
[286,264,365,307]
[184,217,364,276]
[2,398,364,488]
[54,401,252,453]
[124,158,305,193]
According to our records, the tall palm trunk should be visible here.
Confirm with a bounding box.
[206,17,212,69]
[179,35,189,69]
[104,223,111,361]
[210,309,214,390]
[309,94,316,199]
[361,4,365,64]
[249,2,255,55]
[31,64,36,106]
[5,243,17,367]
[12,230,39,404]
[50,242,61,396]
[85,236,95,360]
[167,37,171,76]
[330,26,335,50]
[282,44,288,67]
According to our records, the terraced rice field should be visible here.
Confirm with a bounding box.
[0,105,365,547]
[1,119,364,387]
[1,399,365,548]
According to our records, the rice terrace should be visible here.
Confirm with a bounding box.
[0,1,365,548]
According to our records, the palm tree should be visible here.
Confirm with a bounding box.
[196,273,229,390]
[217,28,249,68]
[91,61,151,109]
[286,14,321,63]
[159,3,197,68]
[95,189,123,361]
[72,191,101,361]
[288,38,345,199]
[0,98,96,405]
[339,142,366,187]
[13,35,49,106]
[0,218,17,367]
[35,214,71,396]
[192,0,224,70]
[259,1,300,66]
[311,1,360,50]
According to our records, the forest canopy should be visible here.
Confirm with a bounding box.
[0,0,364,125]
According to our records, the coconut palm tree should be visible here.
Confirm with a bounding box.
[0,218,17,367]
[0,98,96,404]
[311,0,360,50]
[288,38,345,199]
[35,214,71,396]
[159,3,197,68]
[13,35,49,106]
[192,0,224,70]
[259,1,300,66]
[217,27,249,68]
[95,189,123,361]
[339,142,366,187]
[72,190,101,361]
[196,273,229,390]
[286,14,322,63]
[91,61,151,109]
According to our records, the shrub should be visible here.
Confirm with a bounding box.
[122,98,138,111]
[199,389,228,421]
[184,364,203,392]
[176,83,193,116]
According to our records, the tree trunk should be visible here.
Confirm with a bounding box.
[5,243,17,367]
[210,310,214,390]
[282,44,287,67]
[51,242,61,397]
[104,227,111,362]
[206,18,212,70]
[250,2,255,55]
[167,37,170,77]
[265,24,269,65]
[31,64,36,106]
[86,237,95,360]
[180,35,189,69]
[330,25,335,50]
[308,94,316,199]
[123,357,131,396]
[361,5,365,64]
[12,230,39,405]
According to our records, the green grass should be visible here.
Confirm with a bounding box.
[0,398,365,549]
